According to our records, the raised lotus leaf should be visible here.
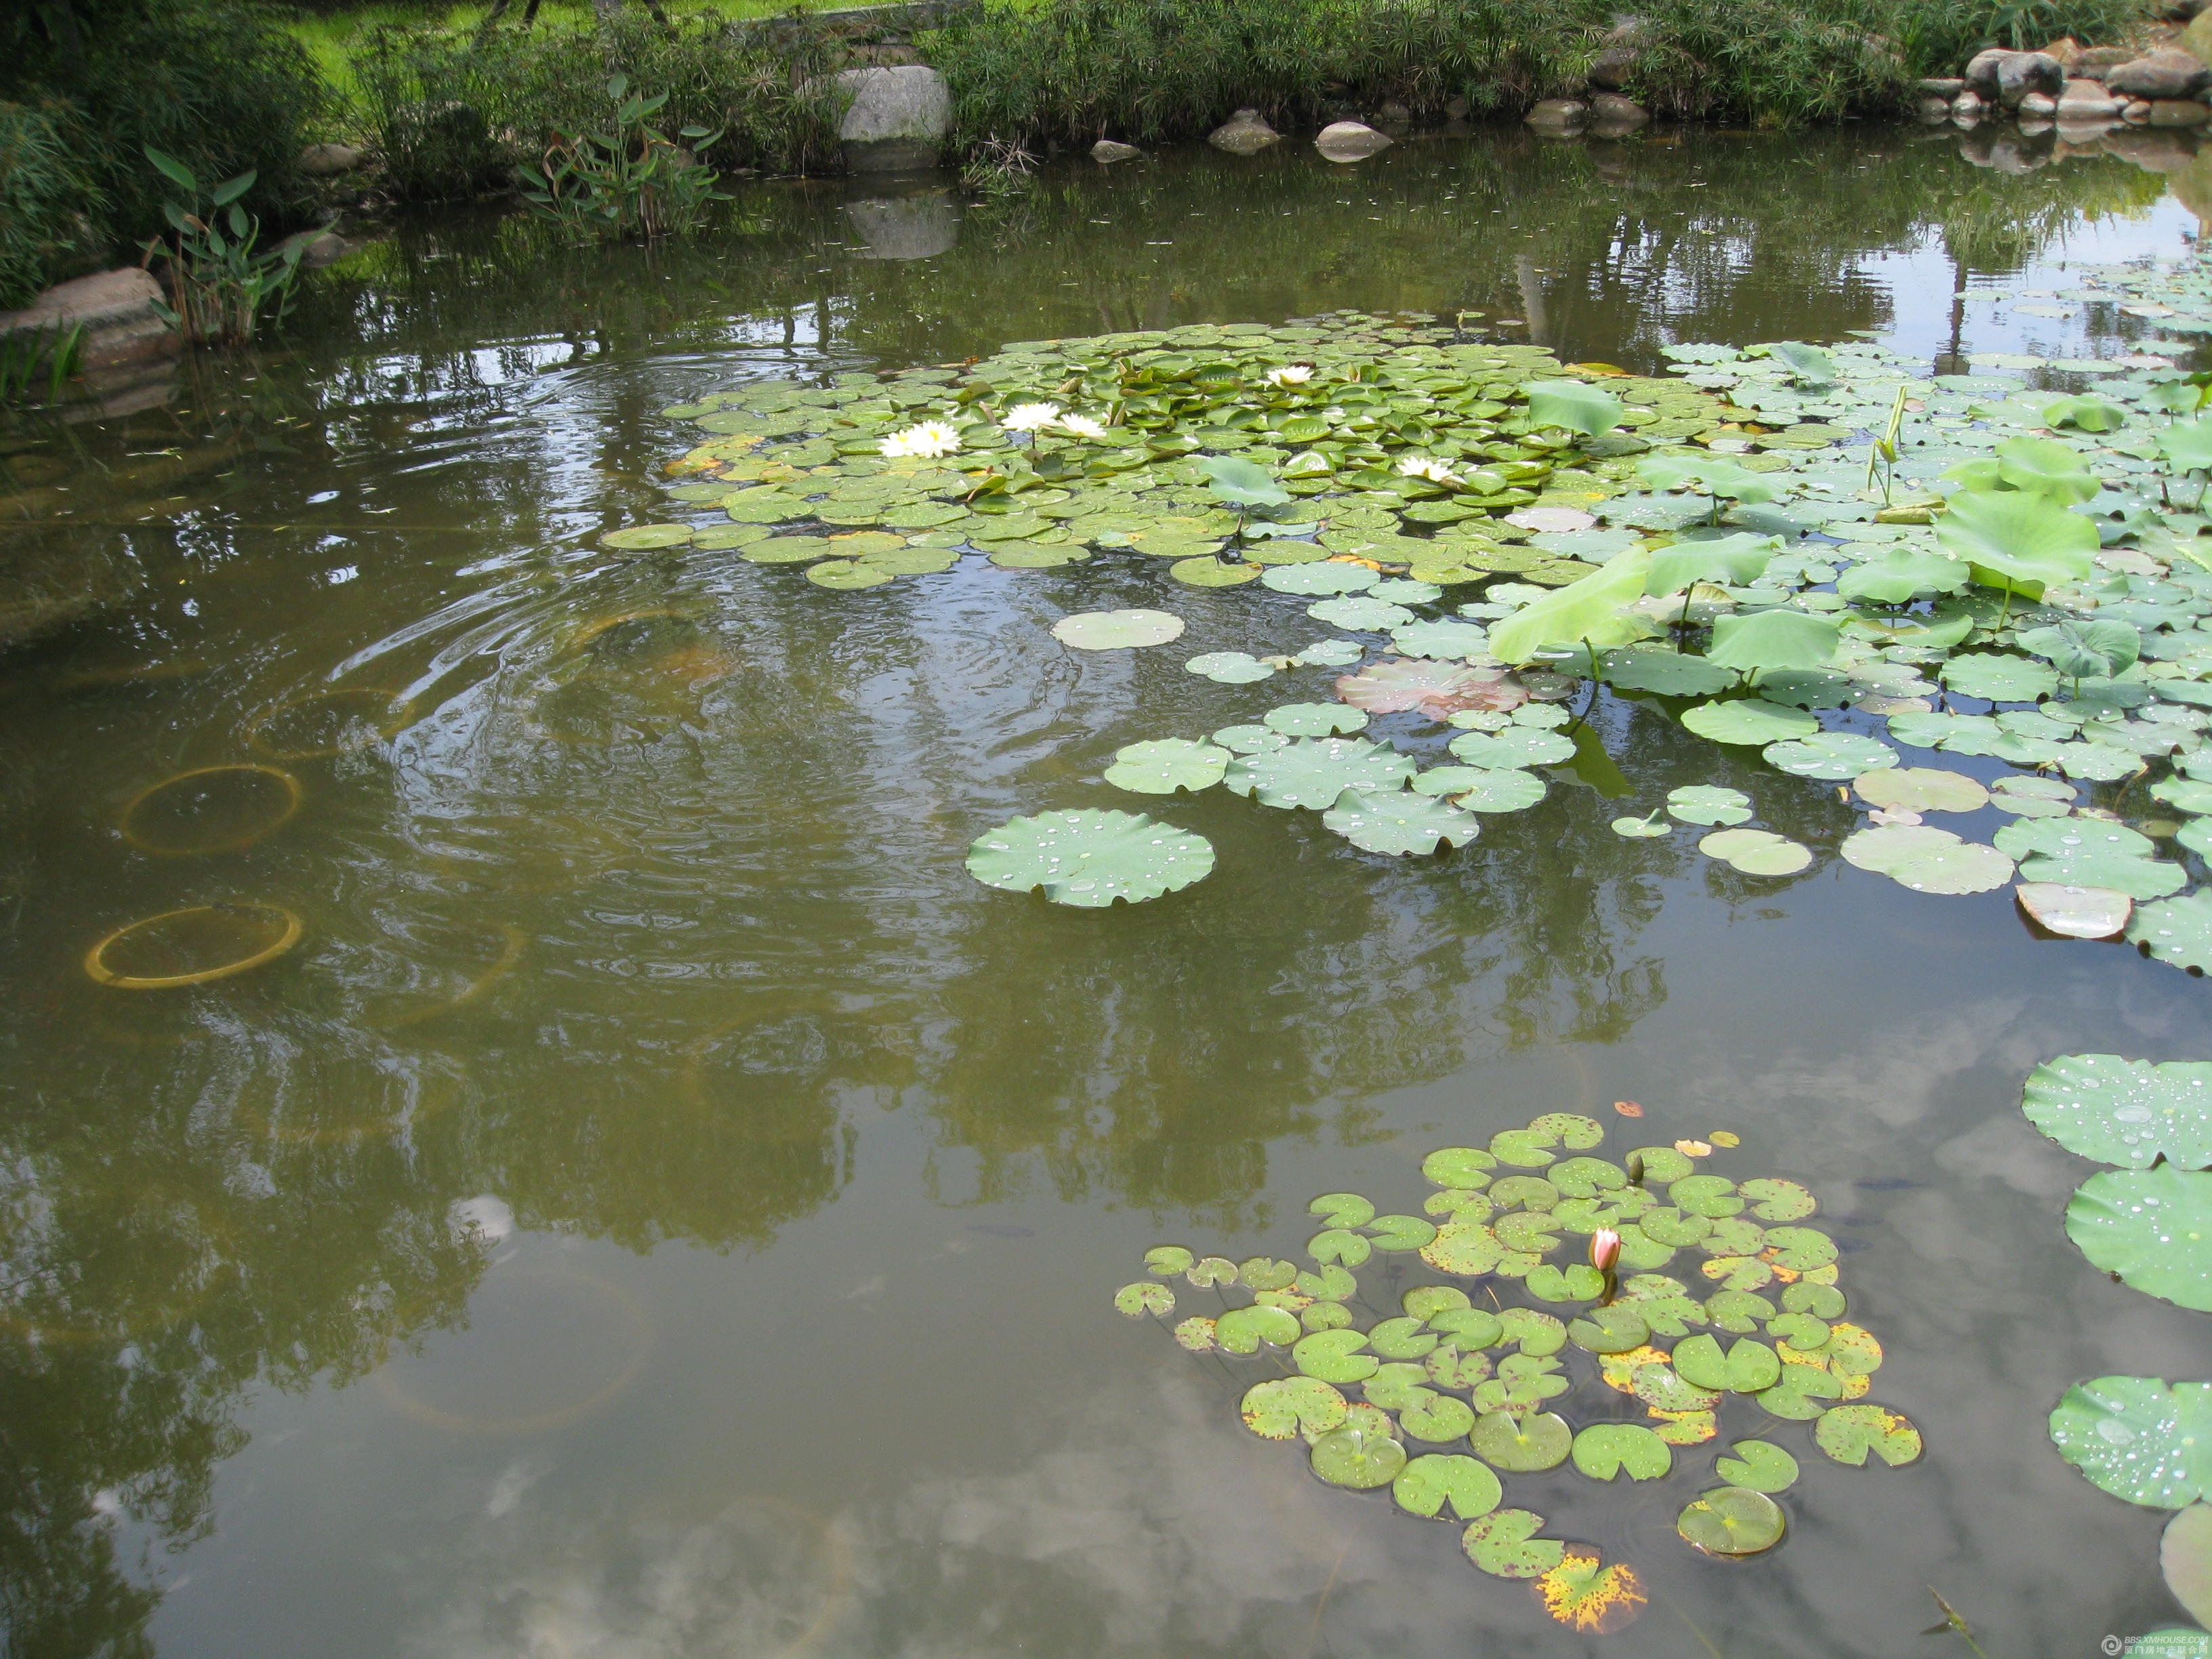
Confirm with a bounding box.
[1714,1439,1801,1493]
[1393,1453,1503,1521]
[1571,1422,1673,1481]
[1708,609,1841,674]
[2049,1376,2212,1507]
[968,808,1216,906]
[1225,737,1415,810]
[1814,1404,1923,1467]
[1104,738,1231,794]
[1941,652,2060,702]
[1241,1376,1350,1439]
[2022,1054,2212,1171]
[2066,1168,2212,1311]
[1677,1487,1787,1556]
[1461,1507,1567,1578]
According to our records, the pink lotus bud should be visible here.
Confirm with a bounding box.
[1589,1229,1622,1273]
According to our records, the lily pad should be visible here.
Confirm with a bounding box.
[1225,737,1416,810]
[1104,739,1231,794]
[1603,647,1736,697]
[1174,1316,1217,1350]
[1338,659,1517,718]
[2165,1506,2212,1631]
[2130,890,2212,972]
[1326,788,1481,855]
[2022,1054,2212,1171]
[968,808,1215,907]
[1051,609,1187,649]
[1394,1453,1503,1520]
[1856,768,1990,813]
[1673,1334,1782,1393]
[1448,727,1578,768]
[1242,1376,1350,1439]
[1391,619,1494,660]
[1667,785,1753,826]
[1763,733,1898,781]
[1613,812,1671,837]
[1535,1548,1649,1635]
[1414,766,1547,813]
[1570,1422,1673,1481]
[1401,1393,1479,1442]
[1145,1246,1195,1275]
[1942,653,2060,703]
[1311,1424,1408,1488]
[1185,651,1277,683]
[1265,702,1370,737]
[1263,561,1379,595]
[602,523,695,550]
[1294,1328,1378,1383]
[1699,829,1813,876]
[2050,1376,2212,1507]
[1677,1487,1787,1556]
[1172,557,1263,587]
[1214,1303,1302,1352]
[1814,1404,1924,1467]
[1714,1439,1801,1493]
[1461,1508,1566,1578]
[2066,1168,2212,1310]
[1470,1410,1574,1471]
[1113,1281,1174,1317]
[1310,1192,1377,1228]
[1310,596,1416,630]
[1681,699,1820,746]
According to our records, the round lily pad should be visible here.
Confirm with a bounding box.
[1673,1334,1782,1393]
[2131,890,2212,972]
[2023,1054,2212,1171]
[1604,647,1736,697]
[1741,1179,1816,1221]
[1714,1439,1801,1493]
[1310,1191,1377,1228]
[1942,652,2060,702]
[1422,1221,1503,1276]
[1394,1453,1502,1520]
[1104,739,1231,795]
[2050,1376,2212,1506]
[1113,1281,1173,1317]
[743,535,834,564]
[968,808,1214,907]
[1226,737,1416,811]
[1667,785,1751,826]
[1856,767,1990,813]
[1677,1487,1786,1556]
[1265,702,1370,738]
[1311,1424,1408,1488]
[1326,788,1481,856]
[1613,813,1671,837]
[1051,609,1187,649]
[1145,1245,1195,1275]
[1212,724,1287,754]
[1764,732,1898,781]
[1814,1404,1923,1467]
[1404,1286,1472,1321]
[1172,556,1262,587]
[1188,1256,1238,1287]
[1263,561,1380,595]
[1568,1304,1650,1353]
[1416,766,1547,812]
[602,523,695,550]
[1241,1376,1349,1440]
[1699,828,1812,876]
[1401,1393,1479,1442]
[1570,1422,1673,1481]
[1462,1508,1566,1578]
[1368,1214,1438,1251]
[1185,651,1277,683]
[1447,727,1577,768]
[2066,1168,2212,1310]
[1470,1410,1573,1471]
[2018,883,2131,939]
[807,560,896,589]
[1422,1147,1498,1186]
[1214,1303,1302,1353]
[1629,1145,1697,1184]
[1681,699,1820,745]
[1174,1315,1217,1351]
[1368,1315,1437,1360]
[1294,1328,1378,1384]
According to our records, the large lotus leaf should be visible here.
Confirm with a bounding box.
[1570,1422,1673,1481]
[2164,1504,2212,1627]
[1855,768,1988,813]
[1461,1508,1566,1578]
[2051,1377,2212,1507]
[1470,1410,1573,1471]
[1714,1439,1800,1494]
[1601,646,1736,696]
[1052,609,1187,649]
[2162,417,2212,473]
[2131,890,2212,972]
[2017,882,2132,939]
[1940,653,2059,702]
[2067,1168,2212,1310]
[1395,1454,1503,1521]
[1241,1376,1349,1440]
[1639,454,1782,505]
[2018,619,2141,680]
[1488,549,1656,663]
[1707,610,1840,674]
[1226,737,1415,810]
[1338,659,1515,718]
[1325,788,1481,855]
[1391,619,1493,660]
[1414,766,1547,813]
[968,809,1214,906]
[2016,851,2185,900]
[1767,340,1838,383]
[1995,816,2158,863]
[1934,489,2097,590]
[1104,739,1230,794]
[1992,435,2101,504]
[1763,732,1897,781]
[2022,1054,2212,1170]
[1311,1425,1407,1488]
[1837,547,1970,603]
[1263,562,1379,595]
[1645,533,1778,596]
[1677,1487,1786,1555]
[1526,380,1625,438]
[1681,699,1819,745]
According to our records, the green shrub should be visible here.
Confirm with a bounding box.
[0,101,105,309]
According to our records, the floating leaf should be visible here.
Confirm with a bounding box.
[2018,619,2141,681]
[2067,1168,2212,1311]
[1447,726,1578,768]
[1309,596,1415,630]
[1401,1393,1479,1442]
[1051,609,1187,649]
[2022,1054,2212,1171]
[1814,1404,1923,1467]
[2050,1377,2212,1507]
[1263,562,1378,595]
[1673,1334,1782,1393]
[1188,1256,1239,1287]
[1113,1282,1173,1317]
[1415,766,1547,813]
[1764,733,1897,781]
[1526,380,1626,438]
[1837,546,1969,603]
[1391,619,1493,660]
[968,809,1215,906]
[1714,1439,1801,1493]
[1699,829,1813,876]
[1307,1227,1374,1269]
[1394,1454,1503,1520]
[1570,1422,1673,1481]
[1311,1424,1408,1488]
[1337,659,1517,718]
[1462,1508,1566,1578]
[1325,789,1481,855]
[1105,739,1231,794]
[1634,1358,1723,1412]
[1293,1327,1379,1384]
[1172,557,1262,587]
[1741,1179,1816,1222]
[1667,785,1752,826]
[1681,699,1819,745]
[1368,1214,1438,1251]
[2163,1504,2212,1628]
[1145,1245,1195,1275]
[1264,702,1370,737]
[1422,1147,1498,1186]
[1470,1410,1574,1471]
[1941,653,2059,703]
[1612,811,1671,837]
[602,523,695,550]
[1677,1487,1787,1556]
[1174,1316,1217,1351]
[1241,1376,1349,1439]
[1536,1547,1648,1634]
[1225,737,1416,811]
[1601,647,1736,697]
[1214,1303,1301,1353]
[1185,651,1277,683]
[1855,768,1988,813]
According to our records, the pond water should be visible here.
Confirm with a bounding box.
[5,125,2212,1658]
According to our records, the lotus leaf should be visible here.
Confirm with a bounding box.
[1613,813,1671,837]
[1309,596,1415,630]
[1667,785,1753,825]
[1681,699,1820,745]
[1526,1263,1605,1302]
[968,809,1215,907]
[1741,1179,1817,1221]
[1240,1257,1299,1291]
[1942,653,2059,702]
[1307,1227,1374,1267]
[1936,489,2097,592]
[1422,1147,1498,1186]
[2165,1505,2212,1629]
[602,523,696,550]
[1368,1214,1439,1251]
[1189,1256,1239,1287]
[1185,651,1277,683]
[1369,1315,1439,1359]
[1991,435,2102,503]
[1645,533,1778,596]
[1763,733,1898,781]
[1526,380,1625,438]
[1338,659,1514,718]
[1325,788,1481,855]
[1601,647,1736,696]
[1700,828,1813,876]
[1391,619,1493,660]
[1309,1192,1376,1228]
[1639,455,1782,506]
[2022,1054,2212,1171]
[1673,1334,1782,1393]
[1414,766,1547,813]
[1447,727,1577,767]
[2017,850,2184,900]
[1212,724,1287,755]
[1172,556,1263,587]
[1262,562,1379,595]
[1051,609,1187,650]
[1498,1307,1569,1356]
[1708,609,1841,674]
[2051,1376,2212,1507]
[1429,1307,1503,1347]
[1311,1424,1408,1488]
[1225,737,1415,810]
[1422,1221,1503,1276]
[1214,1303,1301,1353]
[1571,1422,1673,1481]
[1145,1246,1195,1275]
[1394,1454,1503,1520]
[2067,1168,2212,1310]
[1568,1304,1651,1353]
[1837,547,1970,603]
[1635,1359,1724,1412]
[1105,739,1231,794]
[1855,767,1988,813]
[1487,549,1656,663]
[1677,1487,1787,1555]
[806,559,897,590]
[2019,619,2142,680]
[1815,1404,1923,1467]
[1715,1439,1800,1493]
[1462,1508,1566,1578]
[1840,823,1961,874]
[1174,1315,1218,1350]
[1471,1410,1573,1471]
[1242,1376,1350,1439]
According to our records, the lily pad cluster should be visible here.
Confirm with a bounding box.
[2025,1053,2212,1634]
[1112,1112,1920,1632]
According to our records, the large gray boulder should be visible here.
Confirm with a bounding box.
[1090,139,1142,162]
[298,142,365,176]
[2071,46,2136,79]
[1525,98,1589,134]
[2056,78,2125,121]
[1588,91,1650,133]
[0,268,177,372]
[1208,108,1279,153]
[828,65,951,173]
[1965,48,2063,105]
[1315,121,1391,161]
[2106,47,2212,100]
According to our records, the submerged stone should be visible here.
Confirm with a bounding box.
[1208,108,1280,154]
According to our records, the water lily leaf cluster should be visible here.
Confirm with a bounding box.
[1114,1111,1917,1629]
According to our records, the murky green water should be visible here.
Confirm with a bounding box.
[5,126,2212,1658]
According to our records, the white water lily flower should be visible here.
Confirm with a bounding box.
[881,419,964,459]
[1002,401,1062,433]
[1265,365,1315,386]
[1056,413,1109,439]
[1397,455,1462,486]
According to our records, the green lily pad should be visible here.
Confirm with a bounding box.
[1188,1256,1239,1286]
[1050,609,1187,649]
[2066,1168,2212,1310]
[1325,788,1481,856]
[1174,1315,1217,1350]
[1394,1453,1503,1520]
[1568,1304,1652,1354]
[1404,1286,1472,1321]
[1401,1393,1480,1442]
[1570,1422,1673,1481]
[1104,739,1231,794]
[721,489,804,523]
[1782,1279,1845,1318]
[1613,812,1671,837]
[1214,1303,1302,1353]
[1635,1359,1724,1412]
[1241,1376,1349,1439]
[1294,1327,1378,1383]
[602,523,697,550]
[2130,890,2212,972]
[1307,1227,1374,1268]
[1368,1214,1438,1251]
[1700,828,1813,876]
[1763,733,1898,781]
[1769,1310,1831,1351]
[1814,1404,1924,1467]
[1145,1245,1195,1275]
[1414,766,1547,812]
[1497,1307,1568,1356]
[1263,561,1379,595]
[1185,651,1277,683]
[742,535,835,564]
[1239,1257,1298,1291]
[806,559,897,590]
[1446,727,1578,768]
[2022,1054,2212,1171]
[1855,767,1989,813]
[1741,1179,1816,1221]
[1311,1424,1408,1488]
[1682,699,1820,746]
[968,808,1214,907]
[1641,1208,1712,1247]
[1113,1281,1174,1317]
[1422,1221,1502,1276]
[1226,737,1417,810]
[1760,1226,1838,1271]
[1714,1439,1801,1493]
[2050,1376,2212,1506]
[2163,1504,2212,1628]
[1526,1263,1605,1303]
[1603,647,1736,697]
[1172,556,1263,587]
[1629,1145,1697,1184]
[1470,1410,1573,1471]
[1364,1361,1440,1413]
[1422,1147,1498,1186]
[1309,1191,1376,1228]
[1310,596,1416,630]
[1673,1334,1782,1393]
[1429,1307,1504,1347]
[1755,1365,1843,1419]
[1942,653,2060,703]
[1670,1175,1743,1218]
[1461,1508,1567,1578]
[1368,1315,1439,1359]
[2017,851,2185,901]
[1677,1487,1787,1556]
[1297,1264,1356,1300]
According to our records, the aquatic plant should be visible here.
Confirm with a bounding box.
[140,146,304,345]
[1111,1112,1917,1632]
[518,75,730,242]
